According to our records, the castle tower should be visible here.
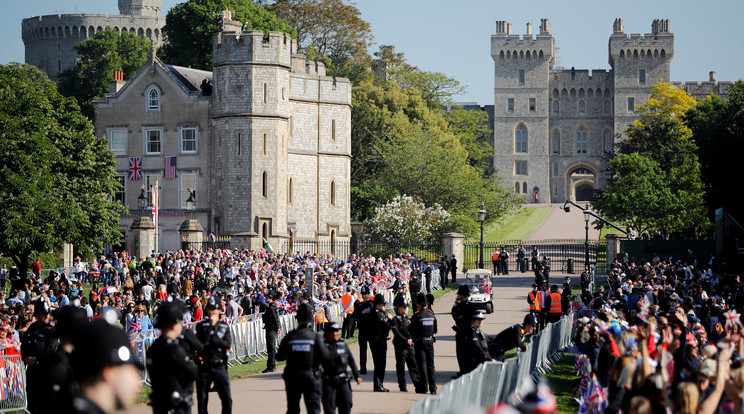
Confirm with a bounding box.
[609,18,673,137]
[119,0,161,16]
[491,18,555,203]
[209,11,292,249]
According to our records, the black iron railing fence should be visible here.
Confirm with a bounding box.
[464,239,606,273]
[279,239,444,262]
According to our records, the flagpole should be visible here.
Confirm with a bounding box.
[153,179,159,254]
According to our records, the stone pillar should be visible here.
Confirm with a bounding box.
[130,216,156,260]
[442,232,466,275]
[605,233,622,264]
[179,219,204,250]
[350,220,364,255]
[60,243,74,269]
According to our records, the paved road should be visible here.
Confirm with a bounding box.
[524,203,601,241]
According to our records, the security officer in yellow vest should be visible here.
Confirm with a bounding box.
[321,323,361,414]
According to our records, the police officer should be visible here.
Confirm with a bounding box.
[464,312,491,374]
[321,323,361,414]
[277,303,332,414]
[411,293,437,395]
[195,296,232,414]
[148,301,198,414]
[487,313,536,361]
[263,291,282,373]
[389,296,420,392]
[24,299,60,413]
[368,294,391,392]
[68,319,143,413]
[451,284,475,378]
[352,285,372,374]
[516,245,527,273]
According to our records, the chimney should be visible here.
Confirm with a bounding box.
[709,71,716,82]
[526,23,532,36]
[110,70,125,94]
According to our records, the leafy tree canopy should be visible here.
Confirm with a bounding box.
[57,28,151,119]
[161,0,296,70]
[633,80,697,136]
[0,63,125,277]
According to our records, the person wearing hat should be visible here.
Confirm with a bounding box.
[277,303,332,414]
[352,285,373,374]
[67,319,142,414]
[411,293,438,395]
[451,284,475,378]
[262,291,282,373]
[488,313,536,362]
[449,254,458,284]
[147,301,198,414]
[321,323,362,414]
[23,298,60,412]
[463,311,492,374]
[368,294,391,392]
[499,247,510,275]
[389,295,421,392]
[194,296,232,414]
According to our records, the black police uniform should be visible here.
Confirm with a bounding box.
[487,324,527,361]
[451,288,475,376]
[195,313,232,414]
[389,301,420,392]
[410,298,437,395]
[464,320,491,373]
[148,335,198,413]
[277,306,332,414]
[322,330,361,414]
[23,303,61,414]
[368,300,391,392]
[351,290,373,374]
[263,299,281,372]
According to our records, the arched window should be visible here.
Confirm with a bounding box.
[604,130,612,153]
[576,127,587,154]
[263,133,267,155]
[552,101,559,113]
[331,119,336,141]
[147,88,160,111]
[288,178,293,204]
[604,101,611,114]
[515,182,520,193]
[578,100,585,114]
[330,181,336,205]
[262,171,268,198]
[552,130,560,154]
[522,182,527,194]
[515,125,528,153]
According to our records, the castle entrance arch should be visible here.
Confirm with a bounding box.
[568,166,595,202]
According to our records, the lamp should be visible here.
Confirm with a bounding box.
[186,188,196,219]
[137,185,147,216]
[583,204,591,271]
[478,203,486,269]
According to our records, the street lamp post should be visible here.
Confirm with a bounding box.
[478,203,486,269]
[583,204,591,272]
[186,188,196,220]
[137,185,147,217]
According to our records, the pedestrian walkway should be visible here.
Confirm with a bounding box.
[524,204,601,241]
[121,271,577,414]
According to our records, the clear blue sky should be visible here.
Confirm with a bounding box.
[4,0,743,104]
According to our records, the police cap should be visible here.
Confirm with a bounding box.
[154,301,183,329]
[296,303,314,324]
[416,293,428,306]
[392,296,408,308]
[360,285,370,296]
[472,311,486,320]
[457,285,470,297]
[426,293,435,307]
[34,299,51,315]
[373,295,386,306]
[324,322,342,332]
[523,313,538,327]
[71,319,138,379]
[206,296,222,310]
[55,306,88,341]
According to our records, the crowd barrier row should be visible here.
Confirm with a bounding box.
[0,355,27,413]
[409,312,576,414]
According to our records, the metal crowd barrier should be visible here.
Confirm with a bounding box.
[409,312,576,414]
[0,355,27,413]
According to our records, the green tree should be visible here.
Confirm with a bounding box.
[0,63,125,278]
[161,0,295,70]
[446,107,492,172]
[57,28,151,120]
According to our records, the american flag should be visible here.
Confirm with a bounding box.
[165,156,177,179]
[129,157,142,180]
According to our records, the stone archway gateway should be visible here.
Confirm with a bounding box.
[569,167,595,202]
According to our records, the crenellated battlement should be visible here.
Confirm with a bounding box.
[551,69,613,85]
[213,30,293,68]
[609,18,674,66]
[491,19,554,62]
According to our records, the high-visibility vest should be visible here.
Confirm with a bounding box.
[529,291,540,311]
[549,292,562,313]
[315,309,329,324]
[492,252,499,261]
[341,293,354,314]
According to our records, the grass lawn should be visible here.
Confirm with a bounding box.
[483,206,552,241]
[544,353,579,414]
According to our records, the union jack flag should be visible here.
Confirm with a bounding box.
[129,157,142,180]
[724,309,742,328]
[165,156,177,179]
[129,317,142,334]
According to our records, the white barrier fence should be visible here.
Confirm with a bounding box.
[0,355,27,413]
[409,312,575,414]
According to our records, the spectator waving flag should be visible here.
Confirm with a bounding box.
[724,309,742,328]
[165,156,177,179]
[129,156,142,180]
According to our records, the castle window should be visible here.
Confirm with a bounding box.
[515,161,527,176]
[507,98,514,113]
[108,128,127,155]
[576,127,587,154]
[552,130,560,154]
[552,162,559,176]
[515,125,528,153]
[146,174,160,206]
[639,69,646,85]
[604,101,611,114]
[331,119,336,141]
[553,182,558,198]
[289,116,294,137]
[180,173,197,209]
[180,127,197,154]
[330,181,336,206]
[578,100,585,114]
[263,83,268,104]
[627,97,635,112]
[522,182,527,193]
[518,70,525,85]
[263,133,267,155]
[553,101,559,113]
[604,130,612,153]
[529,98,535,112]
[515,183,520,193]
[113,175,126,205]
[147,88,160,111]
[288,178,294,204]
[144,128,162,155]
[262,171,268,198]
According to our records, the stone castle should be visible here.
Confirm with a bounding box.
[22,0,164,82]
[491,18,731,204]
[93,11,351,253]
